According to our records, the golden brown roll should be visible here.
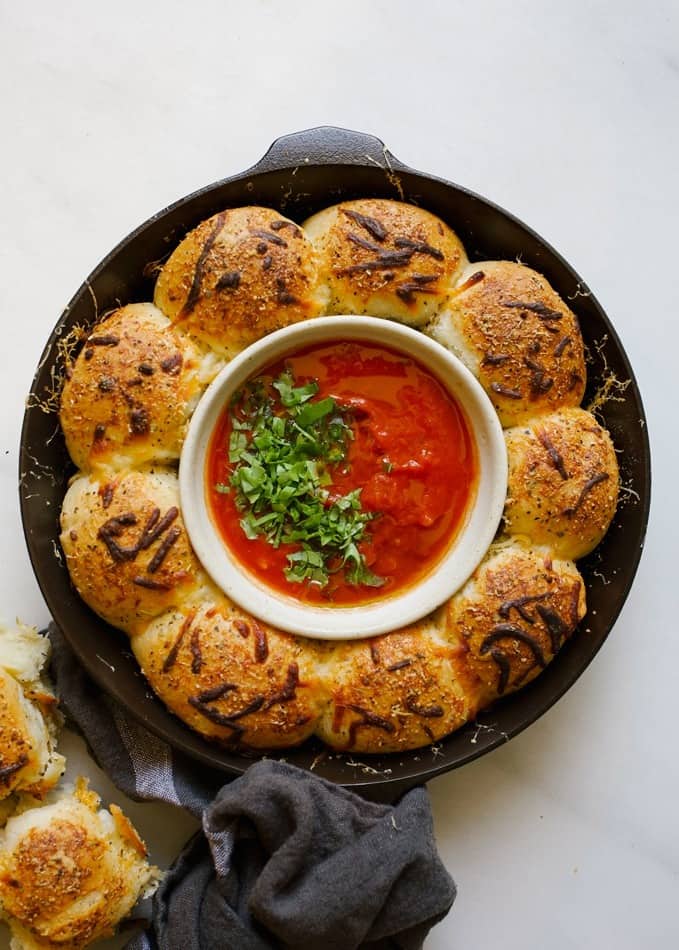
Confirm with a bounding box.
[60,303,209,473]
[504,408,620,560]
[0,672,62,808]
[442,540,586,705]
[0,624,64,809]
[0,779,159,950]
[303,198,468,326]
[315,618,479,754]
[132,598,326,749]
[154,206,325,357]
[426,261,586,426]
[60,468,206,635]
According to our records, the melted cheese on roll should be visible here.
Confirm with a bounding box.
[154,207,326,357]
[304,198,468,326]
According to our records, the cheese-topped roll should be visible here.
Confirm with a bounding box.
[0,624,64,809]
[60,469,205,635]
[0,671,62,807]
[60,304,208,474]
[303,199,468,326]
[0,779,159,950]
[132,598,326,749]
[315,618,477,753]
[504,408,619,560]
[442,540,586,705]
[427,261,586,426]
[154,207,325,357]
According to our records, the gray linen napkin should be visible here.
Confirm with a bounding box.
[48,622,457,950]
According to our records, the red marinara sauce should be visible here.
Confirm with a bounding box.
[206,340,477,606]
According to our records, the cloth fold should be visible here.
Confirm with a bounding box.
[48,623,456,950]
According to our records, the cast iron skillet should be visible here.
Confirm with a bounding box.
[20,126,650,801]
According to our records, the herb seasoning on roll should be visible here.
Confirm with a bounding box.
[207,340,477,605]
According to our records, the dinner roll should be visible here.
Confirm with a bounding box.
[315,618,479,754]
[154,207,325,357]
[60,304,208,473]
[0,624,64,809]
[442,540,586,705]
[132,598,326,748]
[0,672,61,807]
[60,468,206,635]
[0,623,53,689]
[427,261,586,426]
[303,199,468,326]
[504,408,620,560]
[0,779,159,950]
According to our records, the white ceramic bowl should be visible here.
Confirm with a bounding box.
[180,316,507,640]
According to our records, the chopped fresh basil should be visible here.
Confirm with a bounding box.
[220,370,384,591]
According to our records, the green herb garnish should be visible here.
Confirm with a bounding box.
[220,370,384,591]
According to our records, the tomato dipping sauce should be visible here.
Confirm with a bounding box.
[206,340,477,606]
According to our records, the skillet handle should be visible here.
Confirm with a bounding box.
[251,125,407,173]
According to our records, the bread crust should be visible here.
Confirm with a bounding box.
[0,780,157,950]
[443,541,586,704]
[60,304,206,473]
[427,261,586,426]
[303,199,468,325]
[0,671,60,803]
[154,207,325,357]
[504,408,620,559]
[0,626,64,809]
[132,599,326,748]
[60,469,206,635]
[316,619,477,753]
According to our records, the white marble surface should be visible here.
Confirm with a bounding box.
[1,1,677,947]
